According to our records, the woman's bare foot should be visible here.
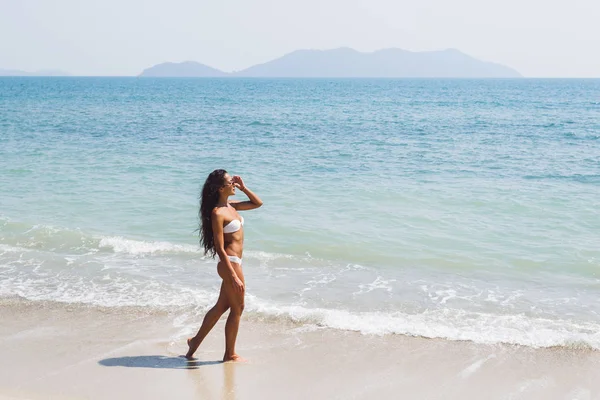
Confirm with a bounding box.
[186,337,199,360]
[223,353,247,363]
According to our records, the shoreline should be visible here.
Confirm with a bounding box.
[1,299,598,399]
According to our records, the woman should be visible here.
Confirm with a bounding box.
[186,169,263,361]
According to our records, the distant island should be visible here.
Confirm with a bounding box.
[139,48,521,78]
[139,61,227,78]
[0,68,70,77]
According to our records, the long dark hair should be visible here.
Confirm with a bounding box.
[199,169,227,257]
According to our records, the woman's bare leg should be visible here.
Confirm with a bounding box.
[222,262,246,362]
[223,296,244,361]
[186,282,229,359]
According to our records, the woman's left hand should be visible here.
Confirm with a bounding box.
[232,175,246,191]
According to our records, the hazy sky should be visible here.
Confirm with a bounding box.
[1,0,599,77]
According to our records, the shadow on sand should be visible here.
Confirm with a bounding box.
[98,355,223,369]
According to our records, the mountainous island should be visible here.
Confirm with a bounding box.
[138,61,227,78]
[0,69,70,76]
[139,48,521,78]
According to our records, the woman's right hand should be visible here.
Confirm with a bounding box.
[231,275,245,293]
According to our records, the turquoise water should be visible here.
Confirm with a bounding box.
[1,77,599,348]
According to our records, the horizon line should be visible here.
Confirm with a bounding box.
[4,75,600,79]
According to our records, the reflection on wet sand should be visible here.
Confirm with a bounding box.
[188,359,238,400]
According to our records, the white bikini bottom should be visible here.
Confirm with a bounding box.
[227,255,242,265]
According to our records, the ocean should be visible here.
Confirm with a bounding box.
[1,77,599,349]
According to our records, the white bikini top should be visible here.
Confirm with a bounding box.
[223,216,244,234]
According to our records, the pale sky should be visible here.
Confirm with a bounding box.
[1,0,599,77]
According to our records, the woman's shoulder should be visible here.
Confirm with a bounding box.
[211,207,225,218]
[212,204,234,217]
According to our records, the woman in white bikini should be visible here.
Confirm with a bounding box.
[186,169,263,361]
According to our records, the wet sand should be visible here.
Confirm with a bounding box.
[0,299,598,400]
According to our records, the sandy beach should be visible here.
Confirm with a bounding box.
[0,298,598,400]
